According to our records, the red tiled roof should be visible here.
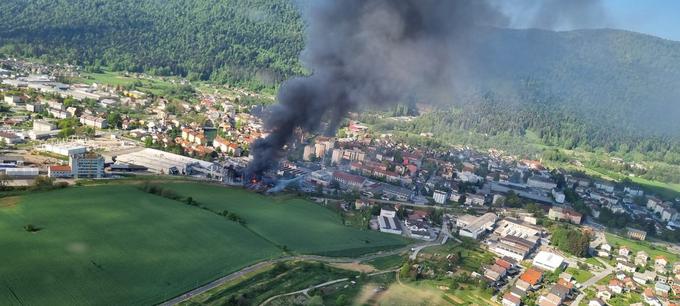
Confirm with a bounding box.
[520,268,542,285]
[503,293,520,304]
[333,171,365,185]
[496,258,512,270]
[49,165,71,172]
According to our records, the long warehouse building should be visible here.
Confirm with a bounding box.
[115,148,214,175]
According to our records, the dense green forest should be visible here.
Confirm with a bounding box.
[1,0,680,173]
[0,0,305,88]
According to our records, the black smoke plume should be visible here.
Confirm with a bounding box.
[247,0,603,176]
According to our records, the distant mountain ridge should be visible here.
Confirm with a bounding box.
[459,27,680,136]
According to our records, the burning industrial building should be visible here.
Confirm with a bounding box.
[246,0,605,177]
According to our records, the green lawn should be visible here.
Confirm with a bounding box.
[0,183,407,305]
[72,70,176,96]
[605,233,679,263]
[365,254,406,270]
[607,292,643,306]
[585,257,605,268]
[566,267,594,283]
[167,183,409,257]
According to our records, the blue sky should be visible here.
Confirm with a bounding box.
[497,0,680,41]
[603,0,680,41]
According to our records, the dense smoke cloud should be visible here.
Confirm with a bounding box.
[247,0,602,176]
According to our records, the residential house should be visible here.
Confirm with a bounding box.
[635,251,649,266]
[655,281,671,296]
[634,270,657,285]
[538,283,570,306]
[623,276,636,290]
[617,261,636,273]
[0,131,23,145]
[643,288,660,306]
[515,268,543,292]
[655,256,668,273]
[502,293,521,306]
[484,264,507,282]
[608,279,623,294]
[595,285,611,301]
[588,299,606,306]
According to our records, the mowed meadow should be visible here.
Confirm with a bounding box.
[0,183,407,305]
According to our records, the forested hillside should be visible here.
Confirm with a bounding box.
[1,0,680,167]
[0,0,305,88]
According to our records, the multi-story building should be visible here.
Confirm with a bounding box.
[0,131,23,145]
[49,108,71,119]
[626,227,647,241]
[80,115,108,129]
[303,145,315,161]
[69,152,104,178]
[433,190,448,204]
[314,143,326,158]
[25,103,43,113]
[332,171,366,189]
[331,148,343,164]
[548,206,583,224]
[33,120,56,132]
[527,176,557,190]
[4,95,22,106]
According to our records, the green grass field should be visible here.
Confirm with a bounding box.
[606,233,679,262]
[0,183,407,305]
[72,71,176,96]
[365,254,406,270]
[566,267,594,283]
[166,183,409,257]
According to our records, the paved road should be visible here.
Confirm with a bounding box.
[363,198,449,210]
[259,269,397,306]
[569,258,613,306]
[409,221,452,260]
[158,242,434,306]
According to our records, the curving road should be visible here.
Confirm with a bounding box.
[259,269,398,306]
[157,242,434,306]
[569,258,613,306]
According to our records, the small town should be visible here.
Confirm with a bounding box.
[1,58,680,306]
